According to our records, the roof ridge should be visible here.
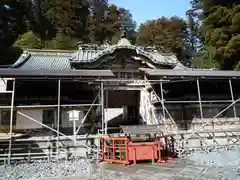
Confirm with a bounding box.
[11,52,31,68]
[29,52,72,56]
[22,49,76,53]
[11,46,181,70]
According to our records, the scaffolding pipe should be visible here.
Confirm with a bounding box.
[101,82,105,135]
[229,79,237,117]
[17,111,98,152]
[162,78,195,84]
[177,97,240,148]
[196,78,203,119]
[149,82,176,126]
[95,79,169,82]
[105,90,108,134]
[0,91,13,94]
[160,81,166,120]
[57,79,61,160]
[75,92,100,135]
[8,79,15,164]
[0,104,102,109]
[195,78,209,146]
[213,97,240,119]
[73,118,76,146]
[164,100,233,103]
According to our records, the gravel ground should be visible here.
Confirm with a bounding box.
[0,158,92,180]
[1,150,240,180]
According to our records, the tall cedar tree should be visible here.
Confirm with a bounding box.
[26,0,108,47]
[187,0,204,52]
[186,0,215,69]
[45,0,84,34]
[85,4,136,44]
[26,0,57,48]
[202,0,240,70]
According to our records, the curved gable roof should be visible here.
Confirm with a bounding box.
[70,44,179,66]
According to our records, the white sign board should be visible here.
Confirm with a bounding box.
[67,110,80,121]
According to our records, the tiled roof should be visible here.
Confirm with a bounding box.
[12,52,72,70]
[71,49,103,63]
[136,48,178,65]
[11,38,182,70]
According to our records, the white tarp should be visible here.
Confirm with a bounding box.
[0,78,9,92]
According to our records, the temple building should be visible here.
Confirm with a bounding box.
[0,33,240,161]
[0,33,185,133]
[0,33,239,132]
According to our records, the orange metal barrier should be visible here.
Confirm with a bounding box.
[128,141,160,164]
[101,136,129,164]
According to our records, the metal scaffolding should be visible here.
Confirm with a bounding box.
[57,79,61,160]
[8,79,15,164]
[147,77,240,155]
[1,73,240,163]
[1,77,106,164]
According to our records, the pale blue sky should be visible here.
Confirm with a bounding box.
[109,0,191,26]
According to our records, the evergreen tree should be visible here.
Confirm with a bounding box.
[202,1,240,70]
[85,4,136,44]
[0,0,30,63]
[26,0,57,48]
[136,17,189,64]
[0,0,30,52]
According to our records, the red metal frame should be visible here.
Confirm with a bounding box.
[101,137,129,164]
[101,136,175,165]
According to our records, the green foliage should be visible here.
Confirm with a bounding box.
[136,17,189,64]
[85,4,136,44]
[13,31,79,50]
[191,51,215,69]
[0,0,30,52]
[0,47,23,65]
[8,0,240,71]
[186,0,240,70]
[45,0,85,34]
[14,31,42,49]
[10,1,136,49]
[187,0,204,49]
[26,0,57,48]
[0,0,31,64]
[51,31,78,50]
[203,2,240,70]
